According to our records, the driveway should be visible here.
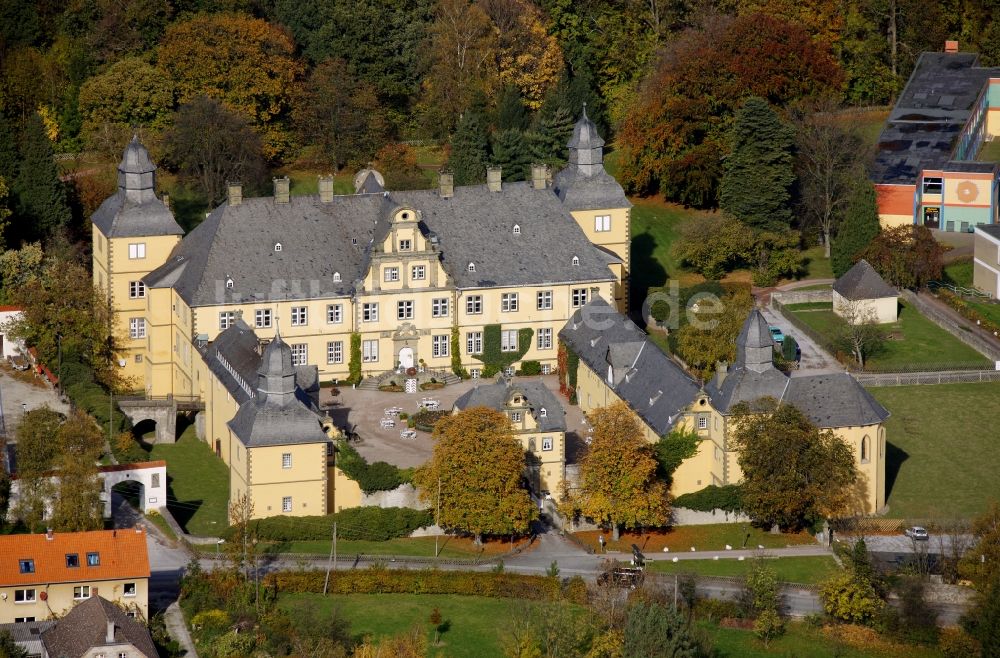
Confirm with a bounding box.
[0,366,70,437]
[758,304,843,374]
[322,375,589,469]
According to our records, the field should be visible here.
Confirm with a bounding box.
[785,301,989,369]
[203,535,513,559]
[703,621,944,658]
[943,259,974,287]
[646,555,840,584]
[573,524,815,554]
[870,382,1000,519]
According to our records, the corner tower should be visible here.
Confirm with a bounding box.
[553,108,632,313]
[91,136,184,386]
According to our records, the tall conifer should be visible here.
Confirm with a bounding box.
[13,113,71,241]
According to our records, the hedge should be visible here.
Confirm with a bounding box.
[222,506,433,542]
[335,440,411,493]
[517,360,541,376]
[412,409,449,433]
[673,484,743,514]
[272,567,587,605]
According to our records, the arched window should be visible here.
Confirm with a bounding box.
[572,255,580,266]
[468,262,476,272]
[274,243,282,252]
[513,224,521,235]
[333,272,342,282]
[860,435,870,463]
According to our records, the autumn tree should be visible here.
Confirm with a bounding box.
[448,110,490,186]
[414,407,536,543]
[963,572,1000,656]
[959,501,1000,590]
[672,287,754,379]
[373,143,428,191]
[720,97,795,232]
[14,406,63,531]
[163,97,267,206]
[157,12,302,159]
[819,571,884,623]
[730,399,857,530]
[50,410,105,532]
[568,402,670,540]
[862,225,946,289]
[11,113,72,243]
[482,0,563,110]
[832,179,881,278]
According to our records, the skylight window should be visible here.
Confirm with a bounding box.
[274,242,282,252]
[468,262,476,272]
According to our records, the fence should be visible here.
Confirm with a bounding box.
[854,369,1000,386]
[902,290,1000,362]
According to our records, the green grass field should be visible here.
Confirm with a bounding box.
[575,524,815,555]
[646,556,840,585]
[870,382,1000,519]
[702,620,942,658]
[944,259,974,287]
[279,593,583,657]
[798,245,834,281]
[145,424,230,536]
[786,301,989,369]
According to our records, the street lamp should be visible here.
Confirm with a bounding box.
[216,538,224,559]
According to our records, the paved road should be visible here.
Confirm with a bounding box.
[759,303,842,373]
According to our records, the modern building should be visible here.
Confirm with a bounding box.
[832,259,900,324]
[872,46,1000,232]
[0,528,149,623]
[563,299,889,513]
[973,224,1000,297]
[39,595,158,658]
[453,377,567,495]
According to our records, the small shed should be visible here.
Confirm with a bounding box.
[833,260,899,324]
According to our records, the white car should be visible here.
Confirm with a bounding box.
[904,526,929,540]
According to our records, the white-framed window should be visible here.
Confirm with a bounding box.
[467,262,476,272]
[571,288,588,308]
[537,291,552,310]
[542,437,553,451]
[226,277,234,289]
[127,243,146,259]
[470,368,481,379]
[282,496,292,513]
[291,306,308,326]
[274,242,282,252]
[384,266,400,282]
[571,255,580,266]
[290,343,307,366]
[333,272,342,282]
[399,239,412,251]
[698,416,708,430]
[219,311,235,330]
[14,589,35,603]
[73,585,91,600]
[501,330,518,352]
[511,411,522,423]
[501,293,519,312]
[119,652,128,658]
[541,364,551,375]
[432,334,449,357]
[466,295,482,315]
[327,304,343,324]
[412,265,426,280]
[397,300,414,320]
[129,281,146,299]
[327,341,343,364]
[362,339,379,362]
[432,298,449,317]
[537,328,553,350]
[362,303,378,322]
[540,407,547,418]
[123,582,136,597]
[282,453,292,469]
[129,318,146,339]
[466,331,483,355]
[595,215,611,232]
[255,309,272,328]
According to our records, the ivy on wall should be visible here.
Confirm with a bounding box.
[557,340,579,404]
[450,326,468,378]
[472,324,533,377]
[348,332,362,384]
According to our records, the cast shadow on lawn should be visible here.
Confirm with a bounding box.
[884,442,909,504]
[164,473,203,534]
[629,232,668,322]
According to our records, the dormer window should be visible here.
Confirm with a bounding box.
[540,407,547,418]
[226,277,234,289]
[274,243,282,252]
[513,224,521,235]
[352,238,358,245]
[399,239,412,251]
[333,272,342,282]
[468,262,476,272]
[572,255,580,266]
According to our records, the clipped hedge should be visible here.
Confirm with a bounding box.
[412,409,449,432]
[335,440,411,493]
[517,360,541,376]
[273,566,587,604]
[673,484,743,513]
[222,506,433,542]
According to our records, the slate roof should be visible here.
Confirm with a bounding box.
[708,310,789,412]
[783,373,890,428]
[201,318,263,405]
[0,620,54,656]
[41,596,158,658]
[833,259,898,300]
[559,297,700,435]
[0,529,149,587]
[553,167,631,212]
[91,191,183,239]
[453,377,567,432]
[119,136,156,174]
[568,108,605,150]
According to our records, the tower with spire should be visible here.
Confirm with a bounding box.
[91,136,184,385]
[553,107,633,313]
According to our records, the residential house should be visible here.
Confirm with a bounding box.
[40,595,158,658]
[832,259,900,324]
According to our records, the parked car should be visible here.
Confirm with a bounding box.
[904,526,929,540]
[7,354,29,371]
[769,326,784,343]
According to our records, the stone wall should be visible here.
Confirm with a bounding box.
[770,289,832,306]
[672,507,752,525]
[361,483,423,509]
[902,290,1000,361]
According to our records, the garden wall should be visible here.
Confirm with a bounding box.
[361,483,423,509]
[672,507,752,525]
[770,290,832,306]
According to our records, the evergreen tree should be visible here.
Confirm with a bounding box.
[492,129,530,181]
[720,97,796,232]
[13,114,72,242]
[527,106,574,168]
[0,112,18,182]
[496,86,528,132]
[448,111,490,186]
[832,179,881,278]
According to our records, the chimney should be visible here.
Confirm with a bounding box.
[531,163,549,190]
[715,360,728,387]
[45,528,53,540]
[227,182,242,207]
[945,40,959,53]
[486,166,502,193]
[106,620,116,643]
[439,171,454,199]
[273,176,290,204]
[318,175,334,203]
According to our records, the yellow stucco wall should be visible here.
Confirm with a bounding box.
[568,207,630,313]
[0,577,148,622]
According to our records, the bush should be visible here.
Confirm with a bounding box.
[695,597,742,621]
[413,409,449,432]
[192,609,230,632]
[938,627,980,658]
[674,484,743,513]
[517,360,541,376]
[781,335,799,362]
[819,572,884,624]
[222,507,433,542]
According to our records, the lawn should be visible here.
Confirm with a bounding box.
[796,245,834,281]
[203,535,512,559]
[978,137,1000,162]
[963,297,1000,326]
[279,593,584,657]
[832,109,890,148]
[703,620,943,658]
[144,424,230,536]
[574,524,815,554]
[646,556,841,585]
[629,199,711,297]
[870,382,1000,519]
[943,259,974,288]
[277,168,355,196]
[785,301,989,369]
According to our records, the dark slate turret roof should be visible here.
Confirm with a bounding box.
[553,109,630,212]
[833,259,899,300]
[454,377,566,432]
[92,137,183,238]
[41,596,158,658]
[568,107,605,150]
[559,297,699,435]
[119,135,156,174]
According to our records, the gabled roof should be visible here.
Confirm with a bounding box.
[0,529,149,587]
[41,596,157,658]
[833,259,898,300]
[201,318,261,405]
[453,378,566,432]
[559,298,699,435]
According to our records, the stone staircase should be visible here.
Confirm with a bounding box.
[358,369,461,391]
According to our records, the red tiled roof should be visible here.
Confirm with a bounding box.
[0,529,150,587]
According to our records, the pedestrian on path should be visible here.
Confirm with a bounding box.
[598,534,605,553]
